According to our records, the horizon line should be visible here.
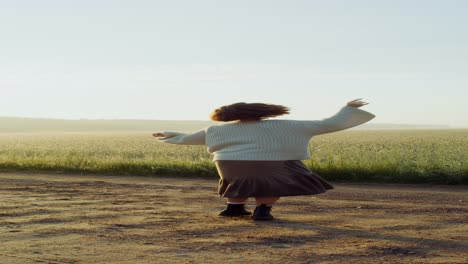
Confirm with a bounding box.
[1,115,467,128]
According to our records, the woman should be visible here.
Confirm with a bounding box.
[153,99,375,221]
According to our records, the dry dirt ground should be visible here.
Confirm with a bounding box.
[0,173,467,264]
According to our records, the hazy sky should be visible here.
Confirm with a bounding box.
[1,0,467,127]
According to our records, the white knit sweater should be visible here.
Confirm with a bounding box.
[158,106,375,160]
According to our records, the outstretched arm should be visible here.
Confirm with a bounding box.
[152,129,206,145]
[300,99,376,135]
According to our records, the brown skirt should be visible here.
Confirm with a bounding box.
[215,160,334,198]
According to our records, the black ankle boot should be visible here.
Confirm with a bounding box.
[252,204,274,220]
[218,204,252,217]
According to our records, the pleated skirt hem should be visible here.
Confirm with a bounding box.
[215,160,334,198]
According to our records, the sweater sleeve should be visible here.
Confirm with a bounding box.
[300,106,376,135]
[157,129,206,145]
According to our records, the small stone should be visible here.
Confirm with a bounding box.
[271,244,290,248]
[175,254,190,257]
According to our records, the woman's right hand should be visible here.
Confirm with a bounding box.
[346,98,369,108]
[152,132,165,137]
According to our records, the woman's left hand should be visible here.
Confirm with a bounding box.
[152,132,165,137]
[346,98,369,108]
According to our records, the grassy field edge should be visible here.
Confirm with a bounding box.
[1,162,466,185]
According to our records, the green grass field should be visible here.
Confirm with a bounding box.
[1,129,467,184]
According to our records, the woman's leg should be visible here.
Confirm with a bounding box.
[219,197,250,217]
[254,197,279,206]
[227,197,248,203]
[252,197,279,220]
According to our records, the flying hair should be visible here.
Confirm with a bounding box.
[210,102,290,122]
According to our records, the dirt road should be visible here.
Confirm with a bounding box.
[0,173,467,264]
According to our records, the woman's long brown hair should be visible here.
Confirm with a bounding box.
[210,102,290,122]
